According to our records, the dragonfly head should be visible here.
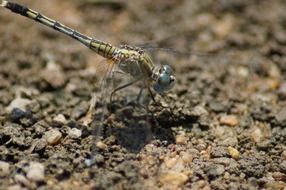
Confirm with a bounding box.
[153,65,176,93]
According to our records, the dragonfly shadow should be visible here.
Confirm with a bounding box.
[105,121,152,153]
[102,102,153,153]
[102,101,199,153]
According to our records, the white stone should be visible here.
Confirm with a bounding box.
[0,161,10,177]
[26,162,45,182]
[68,128,82,139]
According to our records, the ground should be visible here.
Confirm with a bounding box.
[0,0,286,189]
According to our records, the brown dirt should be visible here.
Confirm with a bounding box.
[0,0,286,189]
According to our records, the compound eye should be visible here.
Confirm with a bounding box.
[158,73,170,85]
[153,65,176,93]
[162,65,173,75]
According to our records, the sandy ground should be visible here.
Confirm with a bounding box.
[0,0,286,189]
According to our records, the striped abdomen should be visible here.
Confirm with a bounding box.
[1,1,118,59]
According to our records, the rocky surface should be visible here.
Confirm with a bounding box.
[0,0,286,189]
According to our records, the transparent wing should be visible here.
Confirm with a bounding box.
[137,42,215,57]
[85,58,154,166]
[108,60,154,152]
[81,57,115,126]
[83,57,116,166]
[92,59,115,146]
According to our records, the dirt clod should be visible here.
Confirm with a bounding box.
[220,115,239,127]
[205,164,225,178]
[158,171,188,187]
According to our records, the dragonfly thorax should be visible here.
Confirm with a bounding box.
[116,45,155,78]
[115,45,176,93]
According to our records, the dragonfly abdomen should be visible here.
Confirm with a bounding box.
[1,0,118,60]
[90,40,118,59]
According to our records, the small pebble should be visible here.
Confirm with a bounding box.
[26,162,45,182]
[166,156,184,175]
[40,61,66,89]
[14,174,30,187]
[175,132,187,145]
[139,168,149,178]
[220,115,239,126]
[46,179,55,186]
[164,157,178,169]
[34,139,48,152]
[68,128,82,139]
[9,108,33,124]
[224,172,230,179]
[236,66,249,77]
[228,146,240,160]
[0,161,10,177]
[53,114,66,125]
[251,127,263,143]
[158,171,188,187]
[6,97,31,113]
[206,164,225,177]
[181,152,193,164]
[145,144,154,153]
[93,154,105,164]
[272,172,286,181]
[213,15,235,38]
[240,172,246,179]
[209,101,226,112]
[44,129,62,145]
[96,141,108,150]
[192,105,208,116]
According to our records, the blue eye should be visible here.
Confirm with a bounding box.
[153,65,176,93]
[153,82,164,93]
[163,65,173,75]
[158,74,170,84]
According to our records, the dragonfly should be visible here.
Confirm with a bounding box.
[0,0,176,105]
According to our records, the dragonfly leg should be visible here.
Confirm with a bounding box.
[135,86,150,109]
[110,78,141,103]
[136,87,144,103]
[147,88,156,103]
[147,88,169,108]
